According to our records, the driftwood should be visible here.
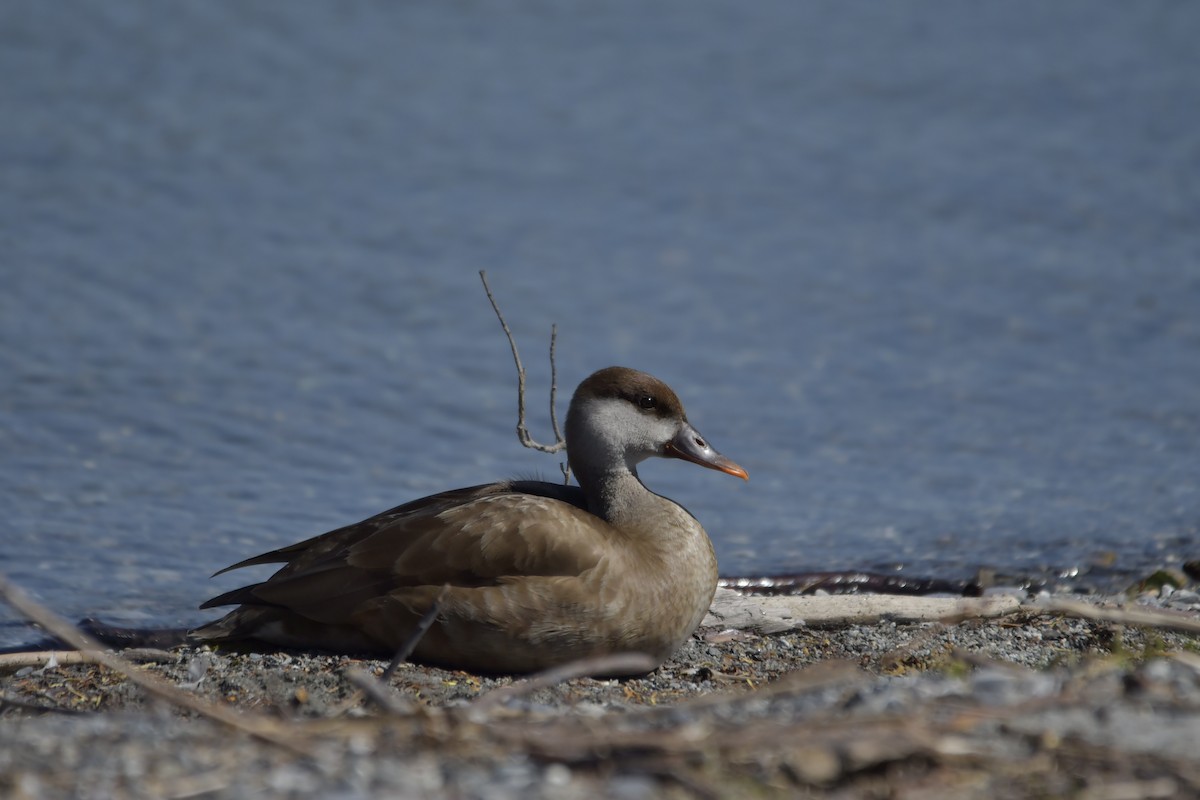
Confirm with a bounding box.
[703,587,1023,634]
[0,648,174,672]
[704,589,1200,639]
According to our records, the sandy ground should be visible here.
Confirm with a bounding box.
[2,588,1200,799]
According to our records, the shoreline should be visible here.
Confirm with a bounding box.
[2,588,1199,798]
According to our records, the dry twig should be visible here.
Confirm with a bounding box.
[0,650,108,671]
[0,648,174,672]
[472,652,658,712]
[382,584,449,681]
[1038,598,1200,635]
[0,571,313,756]
[0,693,88,715]
[343,668,416,715]
[335,586,449,715]
[479,270,569,481]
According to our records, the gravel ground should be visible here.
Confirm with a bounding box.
[2,588,1200,799]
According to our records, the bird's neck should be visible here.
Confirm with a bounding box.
[577,465,661,528]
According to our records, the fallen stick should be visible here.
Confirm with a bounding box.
[471,652,658,712]
[0,572,313,756]
[0,648,174,672]
[1168,650,1200,673]
[343,667,417,715]
[0,692,88,715]
[671,658,867,713]
[703,588,1023,634]
[1037,598,1200,635]
[0,650,105,671]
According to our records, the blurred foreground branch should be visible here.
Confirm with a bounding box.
[0,571,312,756]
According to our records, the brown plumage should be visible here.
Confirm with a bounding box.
[192,366,747,675]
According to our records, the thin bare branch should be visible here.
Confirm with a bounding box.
[0,648,174,672]
[548,323,562,442]
[382,584,449,681]
[1,692,88,715]
[1038,598,1200,635]
[343,668,416,715]
[1169,650,1200,673]
[333,586,450,717]
[471,652,658,712]
[479,270,566,455]
[0,571,313,756]
[548,323,571,483]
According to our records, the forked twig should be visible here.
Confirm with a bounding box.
[0,572,313,756]
[479,272,569,477]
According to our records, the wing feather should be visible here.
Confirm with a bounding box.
[201,482,606,630]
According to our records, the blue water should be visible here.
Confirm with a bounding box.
[3,1,1198,646]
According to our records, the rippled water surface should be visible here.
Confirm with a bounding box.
[3,2,1198,646]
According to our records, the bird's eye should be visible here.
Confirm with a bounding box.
[637,395,657,410]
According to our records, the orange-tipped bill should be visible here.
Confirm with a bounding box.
[665,423,749,480]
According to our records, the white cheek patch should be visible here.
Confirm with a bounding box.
[576,398,674,460]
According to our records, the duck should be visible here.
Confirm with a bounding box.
[191,366,747,675]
